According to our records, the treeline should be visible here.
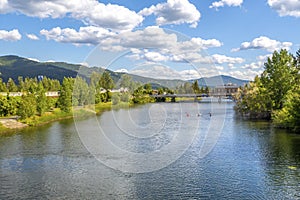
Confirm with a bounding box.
[235,49,300,131]
[0,71,172,120]
[175,80,209,94]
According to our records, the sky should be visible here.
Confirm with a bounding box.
[0,0,300,80]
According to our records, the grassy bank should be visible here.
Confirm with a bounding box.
[0,123,14,135]
[21,102,114,127]
[0,102,141,135]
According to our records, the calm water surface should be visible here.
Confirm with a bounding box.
[0,103,299,199]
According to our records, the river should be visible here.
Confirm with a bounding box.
[0,102,299,199]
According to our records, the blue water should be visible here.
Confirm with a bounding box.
[0,103,299,199]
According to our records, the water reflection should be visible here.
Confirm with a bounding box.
[0,103,299,199]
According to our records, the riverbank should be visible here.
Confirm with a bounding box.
[0,102,117,135]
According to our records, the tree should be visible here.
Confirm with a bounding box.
[36,83,48,115]
[72,76,89,106]
[0,78,8,92]
[17,94,37,119]
[235,76,272,119]
[235,49,300,123]
[98,71,114,102]
[18,76,25,92]
[273,84,300,131]
[183,82,193,94]
[90,72,102,88]
[58,77,73,112]
[192,80,200,94]
[261,49,298,110]
[119,74,136,92]
[0,95,19,116]
[7,78,18,92]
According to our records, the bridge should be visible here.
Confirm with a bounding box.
[150,93,234,102]
[150,93,206,102]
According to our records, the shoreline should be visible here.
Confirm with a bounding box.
[0,102,116,135]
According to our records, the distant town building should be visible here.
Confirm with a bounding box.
[209,83,239,97]
[37,75,44,81]
[0,91,59,97]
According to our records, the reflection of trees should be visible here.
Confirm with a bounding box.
[242,121,300,198]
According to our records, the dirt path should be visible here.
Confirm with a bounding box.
[0,118,28,129]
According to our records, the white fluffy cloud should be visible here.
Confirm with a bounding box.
[40,26,114,45]
[0,0,143,31]
[129,65,209,80]
[210,0,243,9]
[130,65,182,80]
[225,69,263,80]
[0,29,21,41]
[139,0,200,27]
[190,38,223,49]
[26,33,39,40]
[211,54,244,64]
[268,0,300,17]
[143,51,169,62]
[241,61,264,70]
[232,36,292,52]
[94,26,224,64]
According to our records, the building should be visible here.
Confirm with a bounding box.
[209,83,239,97]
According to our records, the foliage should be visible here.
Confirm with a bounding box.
[235,76,272,119]
[7,78,18,92]
[0,95,20,116]
[273,83,300,131]
[192,80,200,94]
[72,76,89,106]
[261,49,297,110]
[98,71,115,102]
[17,93,37,119]
[111,94,120,105]
[236,49,300,131]
[36,83,48,115]
[119,74,137,92]
[58,77,73,113]
[132,85,155,104]
[0,78,8,92]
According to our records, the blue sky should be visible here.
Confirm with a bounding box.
[0,0,300,80]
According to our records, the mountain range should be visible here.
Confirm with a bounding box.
[0,55,249,88]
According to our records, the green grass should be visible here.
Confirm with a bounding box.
[19,102,114,127]
[0,101,140,135]
[19,108,74,126]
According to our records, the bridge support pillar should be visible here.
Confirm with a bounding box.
[218,96,222,103]
[171,97,176,102]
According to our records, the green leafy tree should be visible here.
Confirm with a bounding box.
[17,94,37,119]
[261,49,298,110]
[18,76,25,92]
[36,83,48,115]
[72,76,89,106]
[0,95,19,116]
[58,77,73,112]
[235,76,272,119]
[236,49,300,124]
[98,71,114,102]
[192,80,200,94]
[273,84,300,131]
[119,74,136,92]
[111,94,120,105]
[90,72,102,88]
[7,78,18,92]
[0,78,8,92]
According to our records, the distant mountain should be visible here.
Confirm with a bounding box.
[0,55,248,88]
[192,75,249,87]
[0,55,78,83]
[0,55,186,88]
